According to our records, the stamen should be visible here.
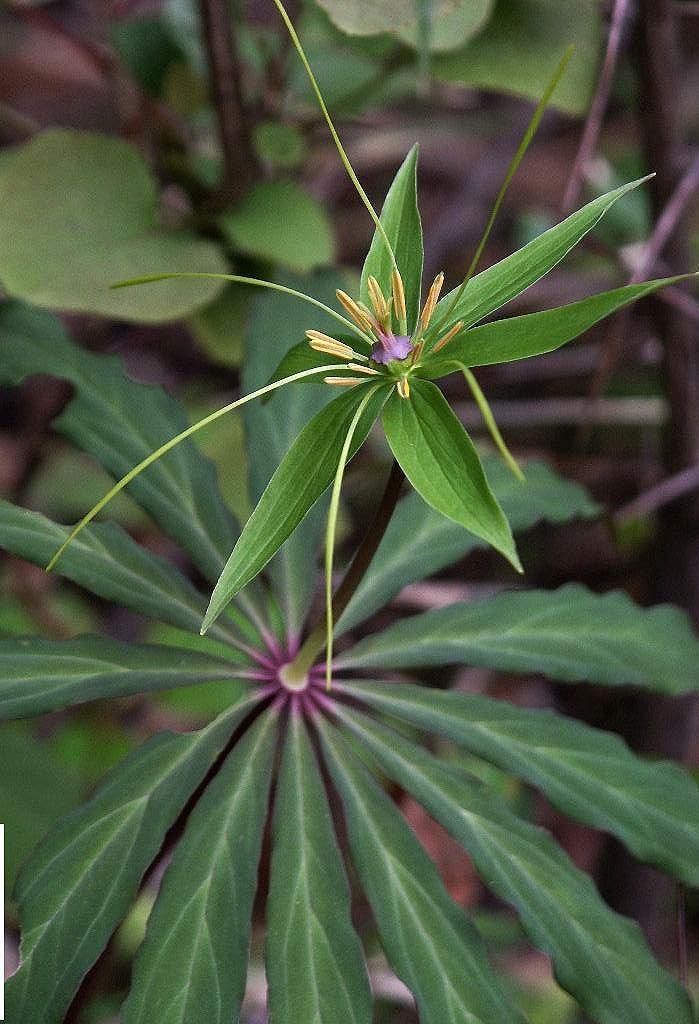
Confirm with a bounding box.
[397,377,411,399]
[324,376,366,387]
[432,320,464,354]
[306,331,356,360]
[367,276,391,324]
[391,269,407,326]
[336,290,376,334]
[347,362,380,375]
[420,272,445,331]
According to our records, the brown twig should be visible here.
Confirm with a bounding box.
[580,149,699,431]
[562,0,633,214]
[614,461,699,524]
[198,0,258,204]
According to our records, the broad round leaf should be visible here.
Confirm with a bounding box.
[433,0,601,115]
[0,131,226,321]
[220,181,334,273]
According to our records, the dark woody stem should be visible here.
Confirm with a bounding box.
[285,460,405,679]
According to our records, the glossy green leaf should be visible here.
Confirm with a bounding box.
[244,271,366,637]
[425,275,697,378]
[0,501,243,644]
[0,637,245,720]
[338,458,598,633]
[360,145,423,331]
[267,715,372,1024]
[382,380,520,570]
[0,302,239,584]
[203,382,389,633]
[432,178,650,333]
[0,130,226,321]
[318,719,527,1024]
[334,706,694,1024]
[336,583,699,694]
[220,181,334,272]
[433,0,600,115]
[122,708,278,1024]
[6,694,260,1024]
[342,681,699,887]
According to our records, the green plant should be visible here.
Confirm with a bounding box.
[2,6,699,1023]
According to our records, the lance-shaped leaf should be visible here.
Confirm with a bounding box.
[244,271,357,638]
[6,693,261,1024]
[336,584,699,694]
[424,275,697,378]
[267,714,372,1024]
[432,178,650,331]
[333,706,694,1024]
[122,708,278,1024]
[0,637,246,720]
[0,302,238,583]
[360,146,423,331]
[0,501,241,642]
[341,681,699,887]
[317,718,527,1024]
[203,383,389,633]
[338,459,599,633]
[382,380,520,571]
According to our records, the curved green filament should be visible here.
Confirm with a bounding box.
[324,386,380,691]
[271,0,399,274]
[434,45,574,335]
[461,365,524,481]
[46,363,350,572]
[112,272,375,347]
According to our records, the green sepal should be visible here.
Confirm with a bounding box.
[382,379,521,571]
[423,274,697,378]
[431,177,652,332]
[360,145,423,331]
[203,383,390,632]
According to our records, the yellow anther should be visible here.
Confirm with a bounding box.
[347,362,380,375]
[324,376,366,387]
[391,269,407,325]
[432,320,464,354]
[367,276,391,323]
[397,377,411,399]
[336,290,375,334]
[420,272,445,331]
[306,331,356,360]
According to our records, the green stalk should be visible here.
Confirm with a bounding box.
[271,0,399,274]
[112,271,374,347]
[285,459,405,682]
[433,46,574,336]
[324,386,381,691]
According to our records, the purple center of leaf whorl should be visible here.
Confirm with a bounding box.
[370,332,412,365]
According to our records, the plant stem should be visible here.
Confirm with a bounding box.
[198,0,258,203]
[285,460,405,679]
